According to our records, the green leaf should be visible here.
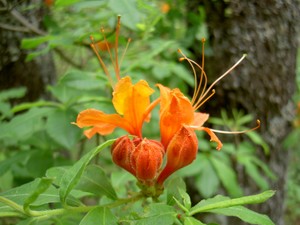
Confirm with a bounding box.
[26,151,54,177]
[210,157,243,197]
[108,0,141,30]
[165,176,186,206]
[76,165,117,200]
[59,70,105,90]
[59,139,116,204]
[208,206,274,225]
[55,0,82,7]
[184,217,207,225]
[196,156,219,198]
[0,87,26,101]
[79,207,118,225]
[12,101,60,113]
[240,157,269,190]
[246,131,270,155]
[46,108,82,150]
[46,166,68,186]
[189,190,275,216]
[23,177,53,212]
[0,107,54,140]
[0,151,29,176]
[135,203,176,225]
[0,178,79,212]
[21,36,52,49]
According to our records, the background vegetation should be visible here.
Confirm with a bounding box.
[0,0,299,224]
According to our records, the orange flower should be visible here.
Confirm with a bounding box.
[156,39,254,184]
[74,76,156,138]
[73,17,160,139]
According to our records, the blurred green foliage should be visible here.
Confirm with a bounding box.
[0,0,290,224]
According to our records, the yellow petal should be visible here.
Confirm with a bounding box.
[112,76,133,115]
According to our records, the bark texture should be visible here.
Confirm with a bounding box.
[0,0,55,102]
[192,1,299,224]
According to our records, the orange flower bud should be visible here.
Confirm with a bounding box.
[130,138,164,185]
[111,136,136,176]
[157,126,198,185]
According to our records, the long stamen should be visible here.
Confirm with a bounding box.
[200,54,247,102]
[178,50,208,106]
[114,16,121,80]
[193,89,215,109]
[90,36,114,87]
[100,27,117,78]
[209,119,261,134]
[119,38,131,70]
[199,38,206,100]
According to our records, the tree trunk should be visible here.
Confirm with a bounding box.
[191,1,299,224]
[0,0,56,102]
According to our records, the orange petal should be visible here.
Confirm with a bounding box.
[200,127,223,150]
[193,112,209,127]
[74,108,133,137]
[157,84,194,148]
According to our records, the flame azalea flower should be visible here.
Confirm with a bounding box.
[156,40,258,185]
[74,76,156,138]
[73,16,163,187]
[73,17,159,139]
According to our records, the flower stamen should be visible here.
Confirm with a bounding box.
[90,36,114,87]
[178,44,247,111]
[209,119,261,134]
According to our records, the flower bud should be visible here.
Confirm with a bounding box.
[157,126,198,185]
[111,136,136,176]
[130,138,164,185]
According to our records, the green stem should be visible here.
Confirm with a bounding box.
[0,193,144,221]
[0,196,25,215]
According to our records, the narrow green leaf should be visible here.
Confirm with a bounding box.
[76,165,117,200]
[0,87,26,101]
[184,217,207,225]
[79,207,118,225]
[59,139,116,204]
[12,101,60,113]
[189,190,275,216]
[208,206,274,225]
[21,36,52,49]
[23,178,53,212]
[210,157,243,197]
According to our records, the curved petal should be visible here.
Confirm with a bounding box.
[193,112,209,127]
[200,127,223,150]
[113,76,155,136]
[74,108,133,137]
[157,84,194,148]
